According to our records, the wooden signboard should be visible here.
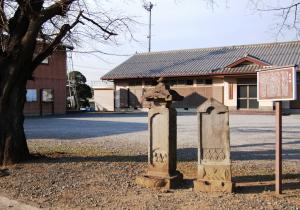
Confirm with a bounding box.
[257,66,297,101]
[257,65,297,195]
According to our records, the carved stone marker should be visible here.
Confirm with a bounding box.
[136,78,183,189]
[194,98,234,193]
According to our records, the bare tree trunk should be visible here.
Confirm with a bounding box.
[0,67,30,166]
[74,84,80,111]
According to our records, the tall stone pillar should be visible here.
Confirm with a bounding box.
[194,98,234,193]
[136,78,183,189]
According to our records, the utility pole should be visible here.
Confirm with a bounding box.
[143,1,154,52]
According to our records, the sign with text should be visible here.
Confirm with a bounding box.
[257,66,297,101]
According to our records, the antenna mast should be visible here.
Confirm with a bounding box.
[143,1,154,52]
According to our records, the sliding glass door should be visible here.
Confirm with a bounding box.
[237,85,259,109]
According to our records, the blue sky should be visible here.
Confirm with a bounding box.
[70,0,299,83]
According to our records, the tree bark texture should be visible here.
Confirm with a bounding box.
[0,0,120,166]
[0,67,30,165]
[0,2,45,166]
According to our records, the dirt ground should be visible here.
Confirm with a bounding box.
[0,113,299,209]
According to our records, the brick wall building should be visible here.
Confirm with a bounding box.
[24,48,68,116]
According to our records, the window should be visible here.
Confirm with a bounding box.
[297,72,300,84]
[164,79,193,86]
[41,57,49,64]
[165,79,176,86]
[196,79,205,85]
[144,81,156,86]
[205,79,212,84]
[196,79,212,85]
[177,79,186,86]
[237,85,258,109]
[186,79,193,85]
[129,80,142,86]
[26,89,37,102]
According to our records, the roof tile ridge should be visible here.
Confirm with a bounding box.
[136,40,300,55]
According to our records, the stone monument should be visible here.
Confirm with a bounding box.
[136,78,183,189]
[194,98,234,193]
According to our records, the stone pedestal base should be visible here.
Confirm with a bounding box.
[136,171,183,189]
[194,179,234,193]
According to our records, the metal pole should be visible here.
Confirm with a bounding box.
[275,101,282,194]
[144,1,153,52]
[149,6,152,52]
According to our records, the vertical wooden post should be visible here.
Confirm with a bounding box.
[275,101,282,194]
[51,89,55,115]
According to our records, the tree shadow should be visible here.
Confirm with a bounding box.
[25,118,147,140]
[235,173,300,183]
[172,92,207,109]
[232,140,300,148]
[53,112,148,118]
[128,89,142,109]
[177,147,300,161]
[231,149,300,160]
[26,153,148,164]
[231,126,300,135]
[26,148,199,164]
[234,173,300,194]
[177,148,197,162]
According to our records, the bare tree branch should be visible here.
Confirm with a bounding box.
[250,1,300,38]
[81,14,118,39]
[31,10,83,72]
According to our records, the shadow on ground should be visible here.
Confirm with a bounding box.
[231,126,300,135]
[231,149,300,160]
[232,140,300,148]
[28,112,148,119]
[177,147,300,161]
[27,148,198,164]
[234,173,300,194]
[25,119,147,140]
[26,153,148,164]
[27,146,299,164]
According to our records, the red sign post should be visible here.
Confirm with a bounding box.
[257,66,297,194]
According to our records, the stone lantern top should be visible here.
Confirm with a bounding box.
[144,78,183,107]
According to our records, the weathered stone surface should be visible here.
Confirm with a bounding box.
[136,78,183,189]
[142,77,183,108]
[136,171,183,189]
[194,98,234,193]
[194,180,234,193]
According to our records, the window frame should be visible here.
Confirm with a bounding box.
[196,78,213,86]
[237,84,259,109]
[26,89,38,102]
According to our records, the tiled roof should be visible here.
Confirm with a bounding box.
[212,65,261,75]
[102,41,300,80]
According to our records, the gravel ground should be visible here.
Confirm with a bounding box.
[0,112,299,209]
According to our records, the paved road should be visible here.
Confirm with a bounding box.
[24,112,300,160]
